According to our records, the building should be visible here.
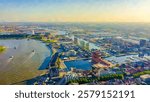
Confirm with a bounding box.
[78,39,90,50]
[140,39,146,47]
[32,30,35,35]
[80,40,85,48]
[92,51,101,64]
[92,51,110,66]
[92,51,113,68]
[48,68,59,78]
[74,37,78,45]
[66,50,77,56]
[85,42,90,50]
[49,52,59,67]
[140,74,150,84]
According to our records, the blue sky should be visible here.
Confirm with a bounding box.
[0,0,149,22]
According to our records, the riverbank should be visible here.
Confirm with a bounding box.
[38,44,53,70]
[0,45,6,53]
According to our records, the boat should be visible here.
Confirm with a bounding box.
[14,46,17,49]
[9,56,14,59]
[32,50,35,52]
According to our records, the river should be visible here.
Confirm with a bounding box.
[0,39,51,84]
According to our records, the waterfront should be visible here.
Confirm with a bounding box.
[0,39,51,84]
[64,59,92,71]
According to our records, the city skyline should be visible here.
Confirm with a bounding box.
[0,0,150,22]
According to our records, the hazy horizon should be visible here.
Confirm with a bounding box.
[0,0,150,22]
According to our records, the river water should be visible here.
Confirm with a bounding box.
[0,39,51,84]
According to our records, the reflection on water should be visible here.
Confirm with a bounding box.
[0,39,51,84]
[64,59,92,71]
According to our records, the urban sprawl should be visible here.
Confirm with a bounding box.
[0,23,150,85]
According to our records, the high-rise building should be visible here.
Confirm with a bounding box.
[80,40,85,48]
[74,37,78,45]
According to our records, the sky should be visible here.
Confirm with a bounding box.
[0,0,150,22]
